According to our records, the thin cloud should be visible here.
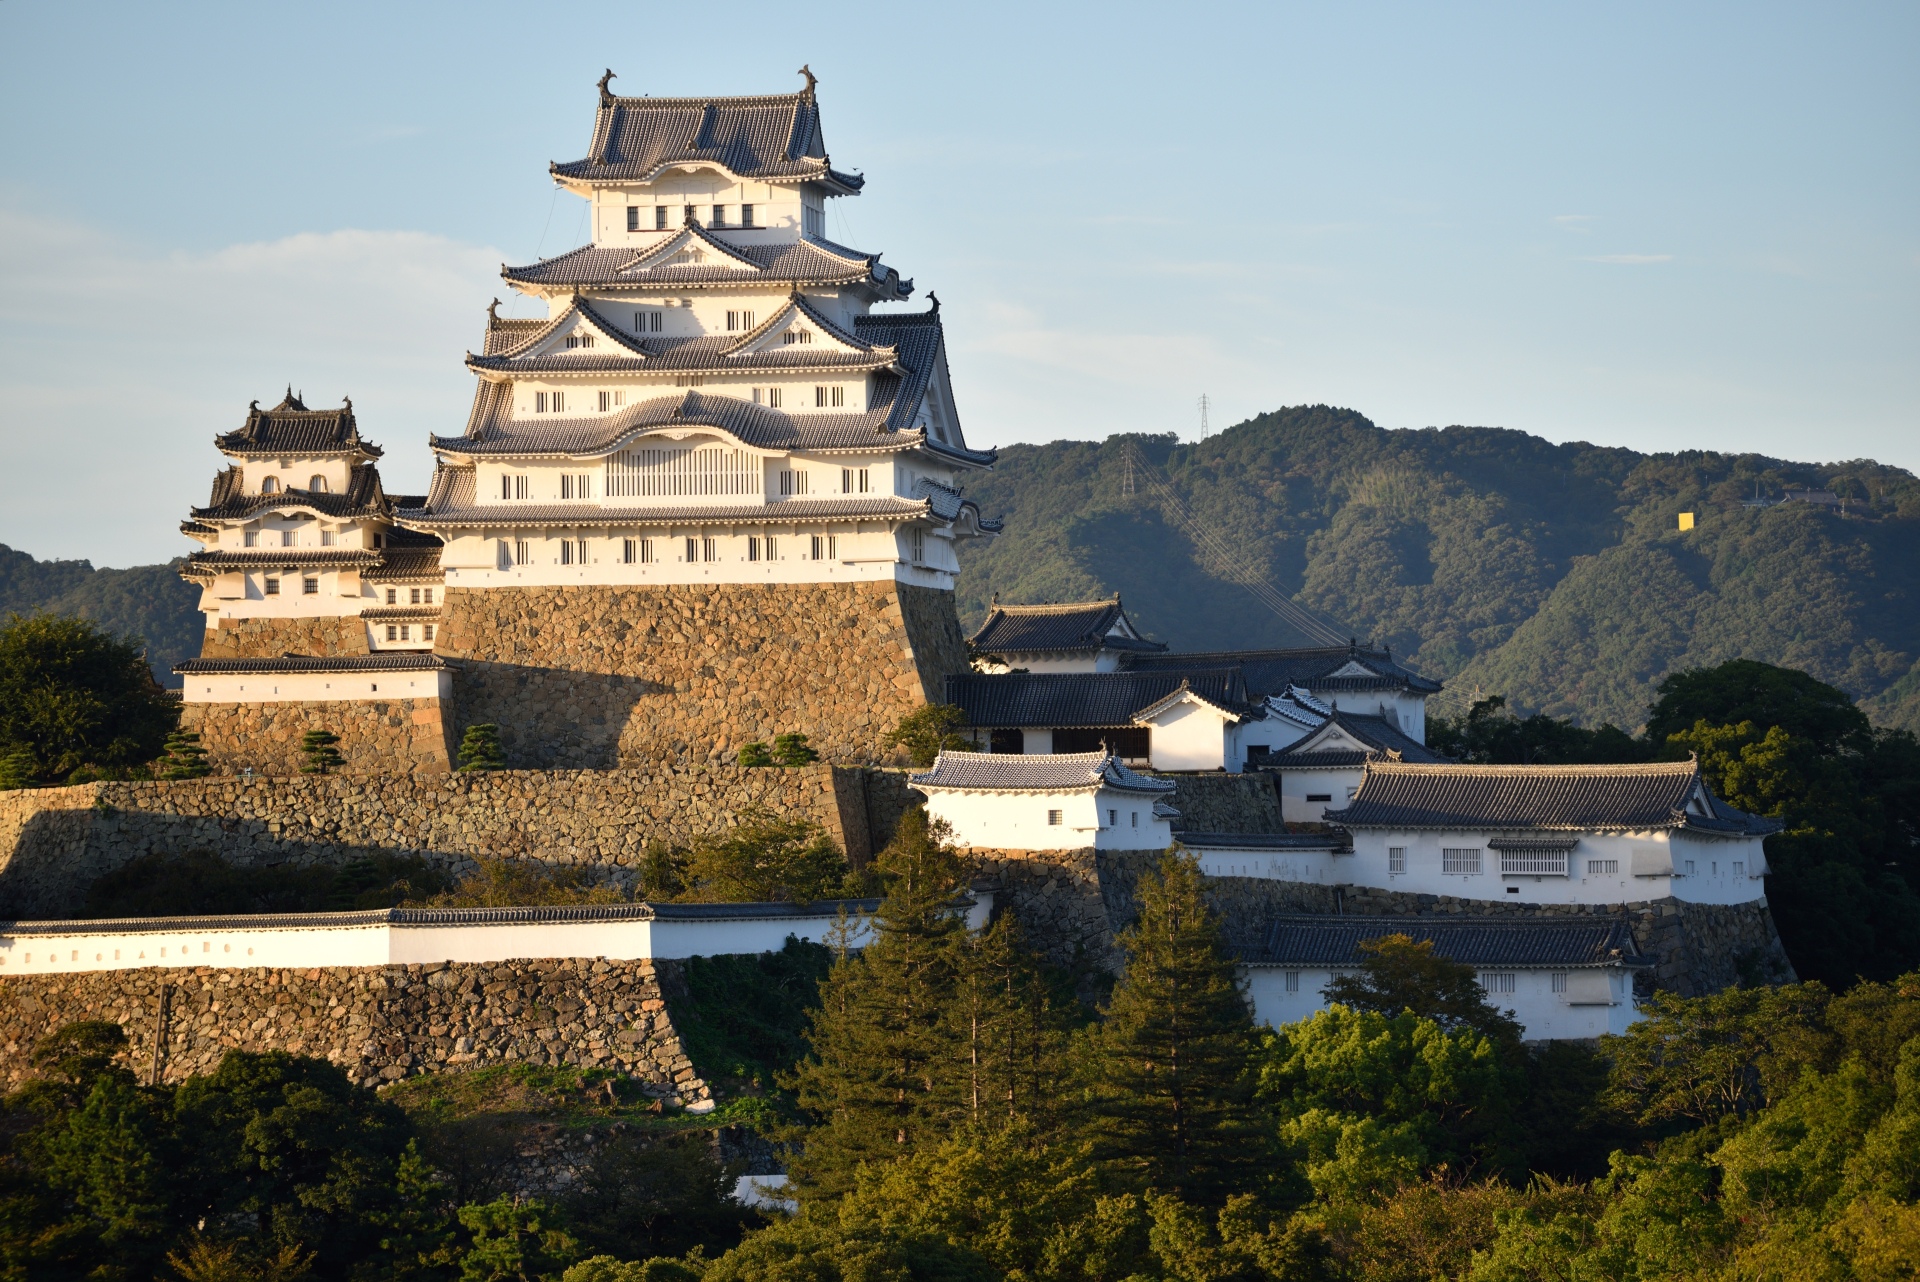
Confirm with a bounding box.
[1552,214,1597,233]
[1582,253,1674,265]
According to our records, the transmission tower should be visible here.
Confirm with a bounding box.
[1197,392,1210,440]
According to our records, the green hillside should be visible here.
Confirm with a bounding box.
[954,407,1920,732]
[0,544,202,687]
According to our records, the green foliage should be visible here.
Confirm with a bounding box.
[0,544,205,689]
[1426,695,1647,765]
[422,857,629,909]
[1080,851,1265,1207]
[771,733,818,767]
[1320,934,1525,1048]
[82,850,448,918]
[454,1196,580,1281]
[458,723,508,771]
[735,742,774,768]
[0,612,177,783]
[886,704,971,767]
[0,744,33,790]
[671,939,837,1091]
[1647,657,1873,750]
[159,728,212,779]
[950,408,1920,734]
[560,1130,754,1264]
[298,728,343,775]
[682,809,852,903]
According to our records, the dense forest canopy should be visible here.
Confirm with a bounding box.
[953,406,1920,733]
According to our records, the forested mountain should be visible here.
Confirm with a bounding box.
[954,406,1920,732]
[0,545,201,687]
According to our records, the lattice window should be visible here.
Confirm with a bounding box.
[605,446,761,498]
[1442,848,1482,874]
[1479,972,1515,994]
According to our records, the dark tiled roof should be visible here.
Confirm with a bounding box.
[182,549,381,574]
[971,597,1166,656]
[174,654,449,676]
[503,231,910,298]
[910,749,1176,794]
[213,391,382,459]
[1241,916,1642,968]
[363,547,445,582]
[396,465,983,531]
[1175,832,1352,851]
[1121,645,1442,696]
[1274,712,1445,767]
[1325,761,1780,835]
[945,669,1251,728]
[192,464,388,523]
[358,607,441,621]
[551,85,860,190]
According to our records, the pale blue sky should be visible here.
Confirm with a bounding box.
[0,1,1913,566]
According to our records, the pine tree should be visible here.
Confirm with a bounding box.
[784,808,971,1198]
[736,741,773,767]
[771,732,819,767]
[1080,850,1265,1206]
[0,745,35,790]
[456,723,507,771]
[947,914,1078,1138]
[299,730,344,775]
[158,730,211,780]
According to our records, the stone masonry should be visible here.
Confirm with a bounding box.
[0,957,710,1097]
[182,697,454,776]
[200,614,371,659]
[968,846,1795,1000]
[434,580,968,768]
[0,766,910,917]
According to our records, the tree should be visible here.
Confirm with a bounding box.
[1321,934,1523,1049]
[771,732,819,767]
[684,809,850,903]
[1426,696,1647,765]
[0,613,177,783]
[735,742,774,768]
[1646,658,1871,751]
[887,705,971,768]
[784,808,972,1198]
[298,729,343,775]
[457,723,507,771]
[159,729,212,780]
[1080,850,1266,1206]
[0,743,33,789]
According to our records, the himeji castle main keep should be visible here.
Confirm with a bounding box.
[177,70,996,772]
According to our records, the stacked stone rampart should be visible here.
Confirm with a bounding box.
[434,580,967,768]
[0,957,708,1097]
[183,697,454,776]
[0,766,908,917]
[201,615,371,658]
[1161,774,1283,832]
[966,846,1795,999]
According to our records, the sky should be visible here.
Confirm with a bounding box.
[0,1,1913,567]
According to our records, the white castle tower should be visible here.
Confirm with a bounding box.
[396,67,998,588]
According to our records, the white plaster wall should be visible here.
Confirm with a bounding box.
[1279,768,1362,824]
[240,458,357,497]
[1339,829,1769,906]
[0,895,963,977]
[180,669,452,705]
[1238,716,1315,762]
[437,530,955,591]
[1186,845,1347,883]
[1092,794,1174,850]
[923,788,1100,850]
[1018,729,1056,754]
[1244,965,1642,1041]
[1143,700,1230,772]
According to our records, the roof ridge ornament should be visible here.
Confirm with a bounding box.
[597,69,617,105]
[928,290,940,314]
[487,297,500,326]
[797,64,817,99]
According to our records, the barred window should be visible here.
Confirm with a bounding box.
[842,467,870,494]
[1284,971,1300,993]
[747,536,761,562]
[423,624,435,642]
[263,577,279,596]
[782,328,813,345]
[606,446,759,498]
[598,390,627,412]
[387,588,398,605]
[409,588,421,604]
[1046,810,1063,826]
[514,539,531,566]
[811,534,838,561]
[740,203,755,227]
[1388,846,1406,874]
[654,206,668,230]
[243,530,257,547]
[560,473,592,500]
[1442,848,1482,874]
[712,204,725,226]
[909,528,925,564]
[779,469,808,496]
[1479,972,1516,995]
[702,537,716,562]
[763,535,777,560]
[627,206,640,232]
[623,538,637,565]
[1587,859,1619,875]
[685,537,697,564]
[386,625,398,641]
[564,334,595,349]
[1551,972,1568,993]
[633,311,663,333]
[1733,861,1745,878]
[302,577,318,595]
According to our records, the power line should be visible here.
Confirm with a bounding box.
[1122,441,1350,647]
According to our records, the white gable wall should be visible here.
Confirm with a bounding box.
[1142,698,1233,772]
[1245,964,1641,1040]
[924,786,1173,852]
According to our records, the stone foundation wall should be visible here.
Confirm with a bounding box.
[434,580,969,769]
[0,957,709,1097]
[201,614,371,659]
[965,846,1795,1000]
[0,767,905,918]
[181,698,454,776]
[1163,774,1283,833]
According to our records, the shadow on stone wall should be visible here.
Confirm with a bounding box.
[450,662,663,769]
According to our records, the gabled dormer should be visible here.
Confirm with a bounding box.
[622,223,762,276]
[724,292,888,361]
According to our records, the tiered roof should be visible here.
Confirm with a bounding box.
[503,228,911,298]
[944,669,1255,728]
[192,464,388,524]
[550,75,863,193]
[1272,711,1446,769]
[214,391,382,459]
[1325,760,1781,835]
[970,596,1166,658]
